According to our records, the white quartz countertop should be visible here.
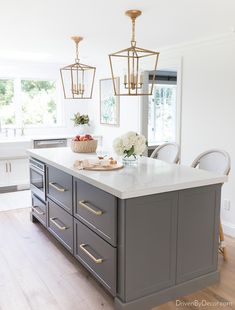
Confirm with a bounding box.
[27,147,227,199]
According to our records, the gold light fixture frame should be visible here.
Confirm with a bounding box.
[109,10,160,96]
[60,36,96,99]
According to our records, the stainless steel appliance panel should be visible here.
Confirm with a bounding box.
[33,139,67,149]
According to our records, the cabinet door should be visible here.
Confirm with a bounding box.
[118,192,178,302]
[176,185,221,284]
[47,165,73,214]
[48,198,73,253]
[74,219,117,296]
[74,178,117,246]
[8,158,30,186]
[0,161,9,187]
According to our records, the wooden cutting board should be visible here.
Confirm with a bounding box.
[83,163,124,171]
[74,161,124,171]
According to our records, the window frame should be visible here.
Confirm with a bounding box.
[0,77,16,128]
[148,83,177,145]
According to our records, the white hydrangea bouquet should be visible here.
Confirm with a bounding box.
[113,131,147,163]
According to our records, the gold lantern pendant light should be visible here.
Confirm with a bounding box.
[60,36,96,99]
[109,10,160,96]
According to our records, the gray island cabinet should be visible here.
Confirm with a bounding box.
[27,148,227,310]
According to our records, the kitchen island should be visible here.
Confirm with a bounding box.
[27,147,227,310]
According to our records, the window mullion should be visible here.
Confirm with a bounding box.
[14,78,22,128]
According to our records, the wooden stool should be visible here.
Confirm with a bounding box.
[219,222,227,261]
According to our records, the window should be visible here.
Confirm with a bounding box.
[21,80,57,126]
[147,71,177,144]
[148,84,177,143]
[0,78,60,128]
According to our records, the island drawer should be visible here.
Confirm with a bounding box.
[74,178,117,246]
[74,219,116,296]
[32,194,47,227]
[47,165,73,214]
[48,198,73,253]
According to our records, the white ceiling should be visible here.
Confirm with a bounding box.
[1,0,235,63]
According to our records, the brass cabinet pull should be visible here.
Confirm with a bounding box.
[32,206,45,215]
[50,217,67,230]
[49,182,66,192]
[79,244,103,264]
[79,200,103,216]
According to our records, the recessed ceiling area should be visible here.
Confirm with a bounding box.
[0,0,235,63]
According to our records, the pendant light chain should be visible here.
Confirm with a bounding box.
[75,42,80,63]
[131,17,136,47]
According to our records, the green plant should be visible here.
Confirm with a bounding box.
[72,112,89,126]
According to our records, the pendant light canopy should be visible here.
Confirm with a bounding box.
[60,36,96,99]
[109,10,160,96]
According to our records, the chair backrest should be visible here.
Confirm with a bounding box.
[150,142,180,164]
[191,149,231,176]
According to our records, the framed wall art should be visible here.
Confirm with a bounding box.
[100,77,120,126]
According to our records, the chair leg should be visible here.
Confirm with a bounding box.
[219,222,227,261]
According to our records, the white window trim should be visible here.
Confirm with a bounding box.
[148,83,177,145]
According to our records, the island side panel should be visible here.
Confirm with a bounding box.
[176,184,222,283]
[116,184,222,310]
[117,192,178,302]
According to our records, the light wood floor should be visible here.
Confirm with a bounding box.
[0,208,234,310]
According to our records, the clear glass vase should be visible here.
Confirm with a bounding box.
[122,154,138,165]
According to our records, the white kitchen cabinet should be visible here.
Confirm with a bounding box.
[0,158,29,188]
[8,158,29,186]
[0,160,9,186]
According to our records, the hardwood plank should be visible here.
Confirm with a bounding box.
[0,208,235,310]
[0,251,32,310]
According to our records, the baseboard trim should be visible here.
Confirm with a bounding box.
[222,221,235,238]
[0,185,30,193]
[0,186,17,193]
[115,271,219,310]
[17,184,30,191]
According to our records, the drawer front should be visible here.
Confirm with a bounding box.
[32,194,47,226]
[74,219,116,296]
[48,199,73,253]
[47,165,73,214]
[74,178,117,246]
